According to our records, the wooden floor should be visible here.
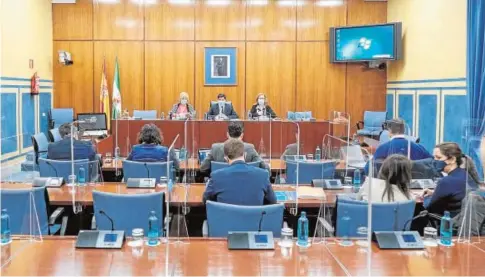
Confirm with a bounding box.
[1,237,485,276]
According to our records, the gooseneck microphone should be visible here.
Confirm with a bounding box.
[258,211,267,233]
[402,210,443,231]
[45,160,59,177]
[99,210,115,231]
[143,162,150,179]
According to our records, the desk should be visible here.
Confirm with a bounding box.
[2,237,484,276]
[102,120,334,157]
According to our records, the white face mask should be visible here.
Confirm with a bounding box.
[258,99,265,106]
[181,99,188,105]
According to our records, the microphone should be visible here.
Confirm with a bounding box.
[99,210,115,231]
[258,211,266,233]
[45,160,59,177]
[143,162,150,179]
[402,210,443,231]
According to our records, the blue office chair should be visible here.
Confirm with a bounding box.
[198,148,211,163]
[49,108,73,129]
[93,190,164,235]
[122,160,174,181]
[48,128,62,142]
[285,161,337,184]
[206,201,284,237]
[356,111,387,137]
[38,158,93,181]
[335,194,415,237]
[31,133,49,163]
[211,161,260,172]
[0,186,66,235]
[133,110,157,119]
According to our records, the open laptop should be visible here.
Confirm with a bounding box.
[77,113,108,137]
[340,145,367,168]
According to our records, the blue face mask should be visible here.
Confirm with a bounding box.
[433,160,447,172]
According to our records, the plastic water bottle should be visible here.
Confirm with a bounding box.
[339,211,353,246]
[1,209,11,244]
[315,146,321,161]
[352,134,359,145]
[78,167,86,185]
[353,169,361,192]
[148,211,160,246]
[297,211,309,247]
[440,211,453,246]
[168,179,174,193]
[179,147,186,161]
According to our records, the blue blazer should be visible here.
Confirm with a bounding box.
[203,160,277,206]
[127,144,180,170]
[365,137,432,175]
[47,137,97,161]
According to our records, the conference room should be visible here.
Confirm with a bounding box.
[1,0,485,275]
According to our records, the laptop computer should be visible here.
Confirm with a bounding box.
[340,145,367,168]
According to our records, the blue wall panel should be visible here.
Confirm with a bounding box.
[418,95,437,152]
[398,94,414,132]
[1,93,17,154]
[21,93,35,148]
[39,93,52,136]
[443,95,468,148]
[386,94,394,119]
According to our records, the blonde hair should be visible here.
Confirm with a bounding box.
[255,93,266,104]
[180,92,189,101]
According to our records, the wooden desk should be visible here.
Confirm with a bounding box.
[2,237,485,276]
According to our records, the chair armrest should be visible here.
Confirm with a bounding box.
[202,220,208,237]
[49,207,64,225]
[356,121,364,130]
[60,216,68,236]
[317,217,335,236]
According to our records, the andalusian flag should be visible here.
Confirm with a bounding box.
[99,58,110,129]
[111,57,122,119]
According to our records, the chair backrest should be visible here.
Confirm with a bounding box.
[206,201,284,237]
[0,186,49,235]
[133,110,157,119]
[122,160,174,181]
[93,190,164,235]
[38,158,92,181]
[362,111,387,131]
[286,161,337,184]
[32,133,49,154]
[335,195,415,237]
[211,161,260,172]
[49,108,73,128]
[48,128,62,142]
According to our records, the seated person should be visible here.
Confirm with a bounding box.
[357,154,413,203]
[249,93,276,119]
[206,93,238,120]
[169,91,196,120]
[47,123,98,161]
[423,142,479,217]
[200,121,267,173]
[203,138,277,205]
[365,118,432,175]
[126,123,180,170]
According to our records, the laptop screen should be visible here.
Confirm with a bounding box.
[77,113,107,131]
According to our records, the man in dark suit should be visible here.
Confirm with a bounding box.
[47,123,98,161]
[206,93,238,120]
[200,121,267,173]
[203,138,277,206]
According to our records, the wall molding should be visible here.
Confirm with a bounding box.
[387,78,466,84]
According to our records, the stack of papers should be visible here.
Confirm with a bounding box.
[297,186,326,200]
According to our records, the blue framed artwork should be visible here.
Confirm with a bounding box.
[204,47,237,86]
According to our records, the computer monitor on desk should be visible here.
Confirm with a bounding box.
[77,113,108,136]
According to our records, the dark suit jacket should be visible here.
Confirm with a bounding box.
[203,160,277,205]
[207,103,238,119]
[249,104,277,119]
[282,143,298,158]
[200,142,267,173]
[47,137,97,161]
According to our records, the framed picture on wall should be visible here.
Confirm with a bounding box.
[204,47,237,86]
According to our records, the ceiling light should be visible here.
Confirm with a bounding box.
[206,0,231,6]
[316,0,344,6]
[168,0,194,5]
[94,0,120,4]
[247,0,268,5]
[277,0,304,7]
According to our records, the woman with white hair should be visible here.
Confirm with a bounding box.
[170,91,196,119]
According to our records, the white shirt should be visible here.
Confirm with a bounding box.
[357,177,411,203]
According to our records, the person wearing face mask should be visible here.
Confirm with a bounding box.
[249,93,277,119]
[423,142,480,217]
[170,92,196,120]
[206,93,239,120]
[203,138,276,205]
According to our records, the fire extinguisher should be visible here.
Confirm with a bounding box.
[31,72,40,95]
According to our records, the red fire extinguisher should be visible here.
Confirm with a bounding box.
[31,72,40,95]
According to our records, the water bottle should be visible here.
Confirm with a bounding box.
[315,146,321,161]
[168,179,174,193]
[352,134,359,145]
[339,211,353,246]
[179,147,186,161]
[78,167,86,185]
[440,211,453,246]
[148,211,160,246]
[160,112,165,120]
[353,169,361,192]
[1,209,11,244]
[297,211,309,247]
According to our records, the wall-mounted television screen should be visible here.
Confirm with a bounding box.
[329,22,402,63]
